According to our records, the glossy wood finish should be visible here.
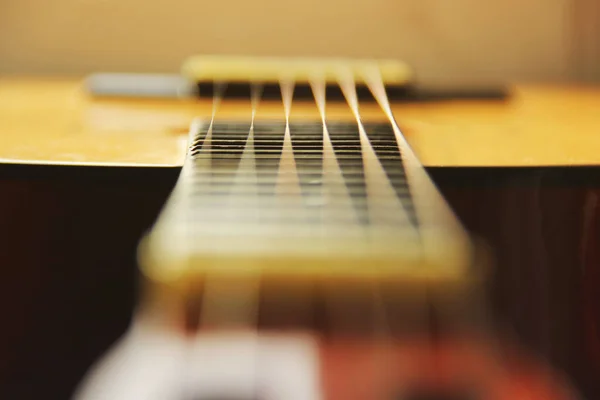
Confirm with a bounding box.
[0,167,176,399]
[2,77,600,167]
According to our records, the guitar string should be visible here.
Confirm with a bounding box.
[274,76,318,336]
[178,81,227,189]
[199,82,262,330]
[309,75,376,388]
[225,83,262,223]
[309,73,357,341]
[309,72,360,234]
[277,77,305,223]
[362,66,465,236]
[338,67,400,397]
[363,66,445,354]
[363,67,495,363]
[192,81,264,400]
[337,67,414,236]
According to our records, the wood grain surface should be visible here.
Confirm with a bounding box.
[2,77,600,167]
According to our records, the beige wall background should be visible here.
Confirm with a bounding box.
[0,0,596,85]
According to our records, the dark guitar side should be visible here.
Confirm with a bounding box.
[0,164,596,399]
[0,166,176,399]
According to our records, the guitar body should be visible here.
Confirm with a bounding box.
[0,59,585,399]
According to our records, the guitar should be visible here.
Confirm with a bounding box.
[62,56,578,400]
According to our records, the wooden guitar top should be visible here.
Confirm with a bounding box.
[2,77,600,168]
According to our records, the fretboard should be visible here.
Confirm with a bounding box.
[139,79,473,285]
